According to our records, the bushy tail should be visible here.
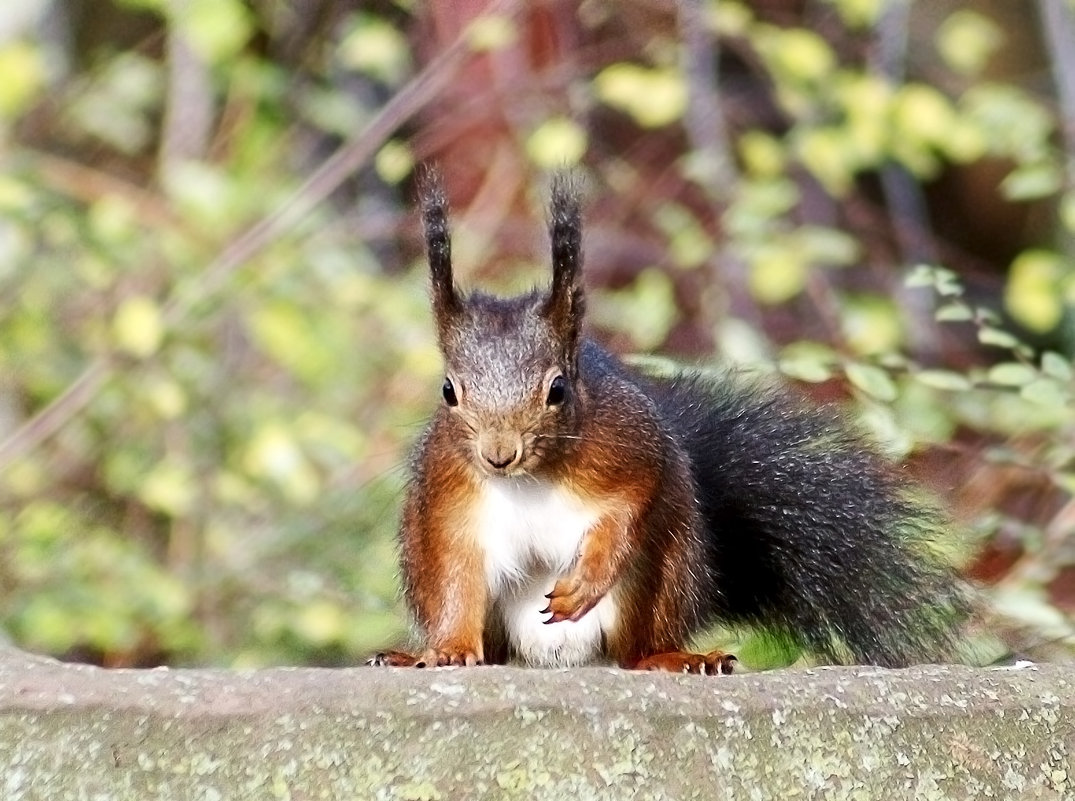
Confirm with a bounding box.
[651,371,968,667]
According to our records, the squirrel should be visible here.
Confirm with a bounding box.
[369,170,967,674]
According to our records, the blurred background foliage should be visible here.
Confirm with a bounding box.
[1,0,1075,668]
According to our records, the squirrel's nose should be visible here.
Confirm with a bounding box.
[484,452,517,470]
[479,436,522,471]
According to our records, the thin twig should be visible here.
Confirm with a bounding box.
[675,0,739,200]
[1038,0,1075,186]
[0,1,517,471]
[159,0,214,167]
[674,0,754,341]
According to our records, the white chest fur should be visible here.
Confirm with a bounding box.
[469,477,619,667]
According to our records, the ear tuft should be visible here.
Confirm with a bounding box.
[543,173,585,362]
[548,172,582,300]
[417,166,459,320]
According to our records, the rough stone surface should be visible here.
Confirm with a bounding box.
[1,644,1073,800]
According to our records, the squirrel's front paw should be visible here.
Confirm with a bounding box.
[541,576,604,624]
[629,650,737,675]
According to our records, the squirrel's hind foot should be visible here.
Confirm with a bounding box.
[626,650,737,675]
[366,648,483,668]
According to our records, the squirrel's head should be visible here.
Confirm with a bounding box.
[419,170,586,478]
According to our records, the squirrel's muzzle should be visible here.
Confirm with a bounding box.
[477,432,524,473]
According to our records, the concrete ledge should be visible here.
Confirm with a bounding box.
[1,645,1072,800]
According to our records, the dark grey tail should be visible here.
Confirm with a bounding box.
[650,371,967,667]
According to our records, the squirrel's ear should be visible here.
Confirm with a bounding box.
[543,173,586,358]
[418,167,460,326]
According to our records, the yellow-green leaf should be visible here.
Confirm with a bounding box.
[1001,163,1063,202]
[594,63,687,128]
[0,41,45,118]
[846,363,898,401]
[172,0,254,64]
[465,15,518,52]
[841,294,903,355]
[749,245,808,304]
[112,295,164,358]
[796,127,854,197]
[987,362,1037,387]
[892,84,957,148]
[374,140,414,184]
[292,600,347,646]
[822,0,885,28]
[338,13,411,84]
[915,370,972,391]
[1005,250,1063,333]
[758,27,836,84]
[139,461,196,516]
[779,342,837,383]
[935,10,1004,77]
[526,117,588,168]
[1042,352,1073,381]
[978,326,1021,349]
[738,131,786,177]
[243,423,320,505]
[145,376,188,420]
[935,302,973,322]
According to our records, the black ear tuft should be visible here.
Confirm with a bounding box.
[417,166,459,321]
[543,173,585,361]
[548,172,582,302]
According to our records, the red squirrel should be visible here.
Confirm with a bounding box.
[369,170,966,673]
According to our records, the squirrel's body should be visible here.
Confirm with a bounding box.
[372,172,966,673]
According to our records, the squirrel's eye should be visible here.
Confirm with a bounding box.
[546,375,566,406]
[442,378,459,407]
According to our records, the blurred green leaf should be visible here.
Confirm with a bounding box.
[594,63,687,128]
[375,140,415,184]
[592,269,678,350]
[1005,250,1064,333]
[755,26,836,85]
[0,41,45,119]
[1001,162,1063,202]
[337,13,411,84]
[935,10,1004,77]
[738,130,786,177]
[935,302,973,322]
[1020,378,1069,408]
[748,243,808,304]
[846,362,898,401]
[1042,352,1073,381]
[915,370,973,391]
[795,126,854,196]
[172,0,254,63]
[112,296,164,358]
[841,294,903,355]
[978,326,1021,349]
[821,0,884,28]
[465,15,518,52]
[526,117,588,168]
[66,53,163,153]
[778,342,837,383]
[654,203,713,269]
[987,362,1037,387]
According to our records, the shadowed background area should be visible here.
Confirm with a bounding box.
[0,0,1074,669]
